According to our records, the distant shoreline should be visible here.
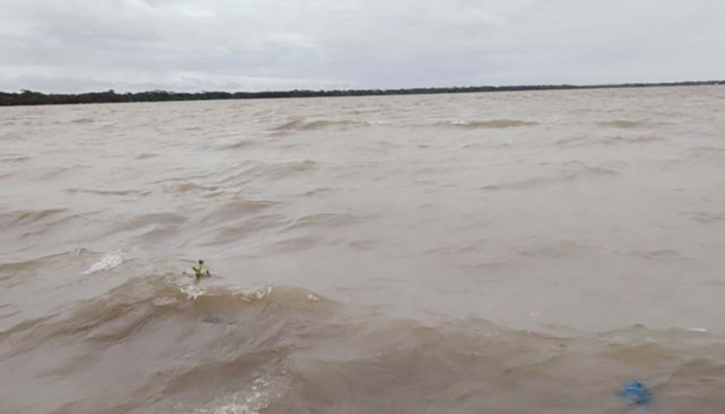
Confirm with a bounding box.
[1,80,723,107]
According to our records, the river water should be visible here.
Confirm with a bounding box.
[1,86,724,413]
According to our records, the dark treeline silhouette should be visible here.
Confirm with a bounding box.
[1,81,723,106]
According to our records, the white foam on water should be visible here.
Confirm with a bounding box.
[152,296,179,307]
[233,286,273,302]
[193,377,275,414]
[82,249,130,274]
[180,284,206,300]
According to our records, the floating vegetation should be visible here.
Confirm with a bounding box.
[191,259,211,281]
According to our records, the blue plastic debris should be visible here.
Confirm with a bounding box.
[616,381,652,406]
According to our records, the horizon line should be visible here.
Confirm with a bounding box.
[2,79,723,106]
[4,78,725,95]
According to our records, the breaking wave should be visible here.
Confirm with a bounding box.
[2,276,724,413]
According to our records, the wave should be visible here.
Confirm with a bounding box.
[82,249,131,275]
[162,182,220,194]
[182,200,284,244]
[596,120,646,128]
[482,164,618,191]
[683,211,725,224]
[0,260,42,276]
[198,200,278,222]
[283,213,362,231]
[0,257,50,281]
[69,117,96,124]
[65,188,146,196]
[218,139,258,150]
[0,155,32,163]
[2,277,724,413]
[436,119,537,129]
[135,153,159,160]
[193,210,362,249]
[627,249,691,261]
[270,118,371,132]
[0,278,337,357]
[0,207,69,226]
[214,160,318,185]
[38,165,91,179]
[555,135,666,147]
[684,146,725,161]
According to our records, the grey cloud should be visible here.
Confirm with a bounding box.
[0,0,723,92]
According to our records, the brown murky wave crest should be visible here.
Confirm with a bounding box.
[1,86,725,413]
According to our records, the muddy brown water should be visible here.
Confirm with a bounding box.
[1,86,725,413]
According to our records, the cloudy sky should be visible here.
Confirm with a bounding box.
[0,0,723,92]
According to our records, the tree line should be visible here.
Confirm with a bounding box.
[1,81,723,106]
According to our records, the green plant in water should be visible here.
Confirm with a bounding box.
[191,259,211,281]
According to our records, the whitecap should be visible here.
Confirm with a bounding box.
[180,284,206,300]
[194,377,274,414]
[232,286,273,302]
[82,249,129,274]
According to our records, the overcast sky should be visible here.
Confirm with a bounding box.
[0,0,723,92]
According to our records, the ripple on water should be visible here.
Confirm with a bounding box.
[555,135,666,147]
[0,208,69,226]
[270,117,371,132]
[683,212,725,224]
[596,120,645,128]
[481,165,618,191]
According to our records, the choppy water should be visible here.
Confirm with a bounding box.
[1,86,725,413]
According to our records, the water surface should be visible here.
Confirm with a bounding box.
[1,86,725,413]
